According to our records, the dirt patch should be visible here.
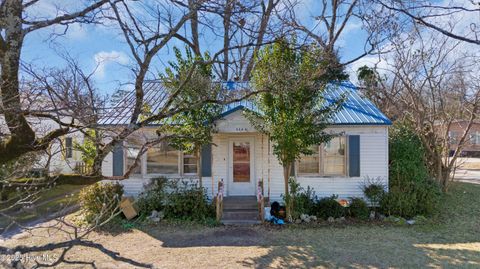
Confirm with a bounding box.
[1,183,480,268]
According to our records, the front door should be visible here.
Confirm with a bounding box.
[228,138,255,196]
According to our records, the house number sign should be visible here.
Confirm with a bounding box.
[235,127,249,132]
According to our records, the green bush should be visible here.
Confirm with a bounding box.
[348,198,370,220]
[79,182,123,223]
[163,179,215,221]
[380,180,441,218]
[380,121,442,218]
[136,177,167,216]
[55,174,101,185]
[283,177,316,220]
[314,195,345,219]
[362,177,386,207]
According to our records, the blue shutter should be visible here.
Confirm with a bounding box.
[348,135,360,177]
[200,144,212,177]
[112,143,124,176]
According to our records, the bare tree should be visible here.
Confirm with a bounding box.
[0,0,112,164]
[372,0,480,45]
[360,25,480,191]
[280,0,391,66]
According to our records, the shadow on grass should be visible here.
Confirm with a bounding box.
[130,182,480,268]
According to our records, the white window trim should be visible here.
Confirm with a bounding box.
[297,137,348,178]
[64,137,74,159]
[126,146,200,178]
[182,152,200,176]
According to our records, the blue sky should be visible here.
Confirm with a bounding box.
[21,1,371,97]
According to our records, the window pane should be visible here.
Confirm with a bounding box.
[126,136,143,175]
[147,142,179,174]
[65,137,73,158]
[233,142,250,182]
[183,154,198,174]
[298,146,319,174]
[323,137,346,176]
[126,147,142,175]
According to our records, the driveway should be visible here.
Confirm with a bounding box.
[454,168,480,184]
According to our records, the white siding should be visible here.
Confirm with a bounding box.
[213,111,389,202]
[102,152,113,177]
[279,125,389,202]
[102,111,389,201]
[0,115,84,175]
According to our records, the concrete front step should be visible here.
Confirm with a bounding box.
[222,210,259,221]
[223,196,258,209]
[221,196,260,225]
[223,203,258,210]
[222,219,261,225]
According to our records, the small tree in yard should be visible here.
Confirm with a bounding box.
[247,39,347,219]
[159,47,222,181]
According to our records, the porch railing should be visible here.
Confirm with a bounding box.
[216,179,224,222]
[257,179,265,222]
[74,161,92,175]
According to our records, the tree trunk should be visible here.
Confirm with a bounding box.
[283,163,291,196]
[222,0,233,80]
[188,0,201,56]
[283,162,292,221]
[0,0,37,163]
[242,0,275,80]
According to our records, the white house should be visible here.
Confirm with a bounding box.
[99,81,391,202]
[0,93,86,176]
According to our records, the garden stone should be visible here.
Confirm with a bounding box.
[295,219,302,224]
[327,217,335,223]
[148,210,161,222]
[377,213,386,221]
[158,211,165,220]
[406,220,416,225]
[310,215,317,221]
[369,211,376,220]
[300,214,309,221]
[150,217,161,223]
[303,216,311,223]
[149,210,159,219]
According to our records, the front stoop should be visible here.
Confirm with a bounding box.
[221,196,261,225]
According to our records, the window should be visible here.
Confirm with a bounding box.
[147,141,179,174]
[298,137,347,176]
[232,142,251,182]
[64,137,73,159]
[298,146,319,174]
[126,137,143,175]
[126,147,142,175]
[449,131,458,144]
[323,137,346,176]
[471,131,480,145]
[183,152,198,175]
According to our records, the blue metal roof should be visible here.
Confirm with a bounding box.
[219,81,391,125]
[99,80,391,126]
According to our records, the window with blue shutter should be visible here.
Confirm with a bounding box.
[348,135,360,177]
[112,143,124,176]
[200,144,212,177]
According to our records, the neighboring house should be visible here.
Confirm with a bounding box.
[445,120,480,157]
[0,94,86,176]
[99,81,391,201]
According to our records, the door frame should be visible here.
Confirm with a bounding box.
[227,136,256,196]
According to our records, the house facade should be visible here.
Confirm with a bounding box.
[445,120,480,157]
[0,114,85,176]
[100,81,391,201]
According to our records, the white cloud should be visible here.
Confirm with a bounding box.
[93,51,129,79]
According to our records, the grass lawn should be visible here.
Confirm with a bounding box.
[2,182,480,268]
[0,184,86,232]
